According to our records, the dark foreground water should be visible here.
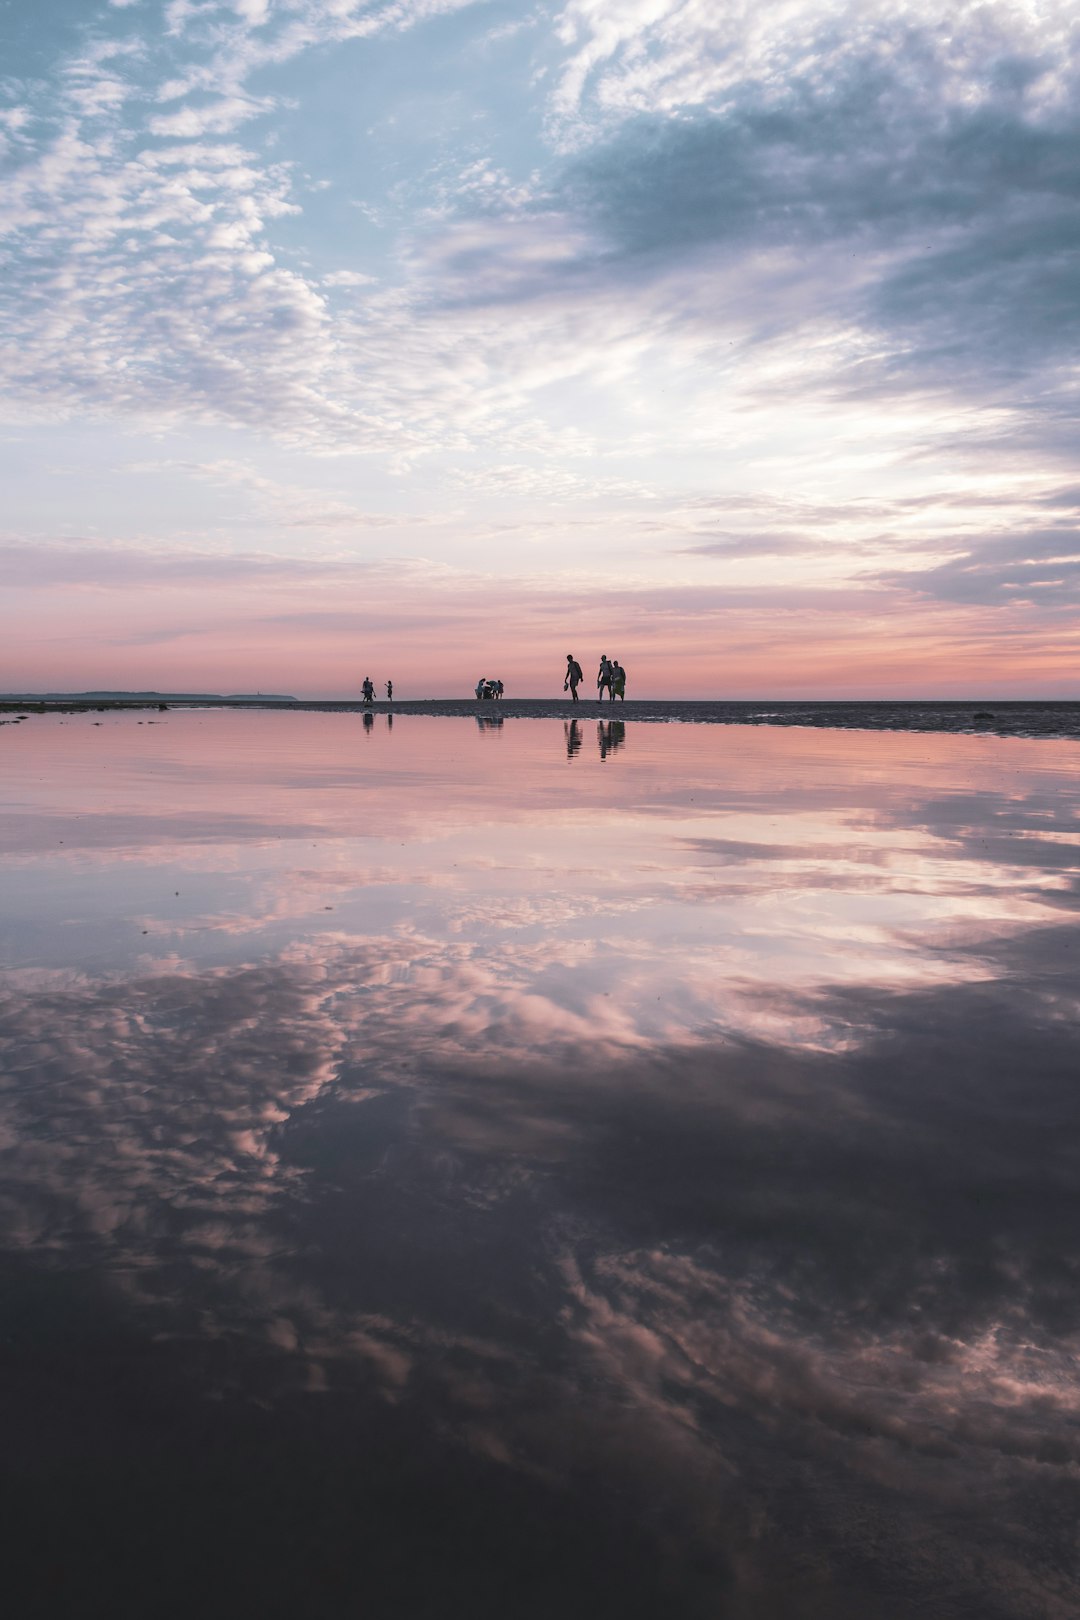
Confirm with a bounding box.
[2,711,1079,1618]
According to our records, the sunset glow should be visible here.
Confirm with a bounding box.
[3,1,1080,696]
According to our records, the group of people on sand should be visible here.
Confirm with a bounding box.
[359,661,628,704]
[564,653,626,703]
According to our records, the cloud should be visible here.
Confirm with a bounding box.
[876,526,1080,606]
[0,539,387,589]
[351,0,1080,477]
[148,95,272,138]
[549,0,1080,133]
[2,0,1080,704]
[448,461,652,499]
[675,531,821,559]
[322,269,377,287]
[2,0,1076,540]
[0,1,503,453]
[530,16,1080,403]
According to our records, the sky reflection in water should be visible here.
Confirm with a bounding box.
[2,712,1079,1618]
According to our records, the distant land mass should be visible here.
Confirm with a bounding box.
[0,691,298,702]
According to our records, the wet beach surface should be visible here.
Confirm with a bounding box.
[3,696,1079,741]
[2,711,1080,1617]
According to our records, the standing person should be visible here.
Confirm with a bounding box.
[475,676,487,700]
[386,679,393,703]
[362,676,375,705]
[612,661,626,701]
[597,654,613,702]
[494,679,504,700]
[564,653,583,702]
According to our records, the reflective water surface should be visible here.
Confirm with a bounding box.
[2,712,1079,1618]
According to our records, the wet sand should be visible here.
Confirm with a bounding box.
[2,695,1079,740]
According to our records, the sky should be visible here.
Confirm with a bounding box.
[2,0,1079,699]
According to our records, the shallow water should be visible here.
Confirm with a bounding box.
[2,711,1079,1617]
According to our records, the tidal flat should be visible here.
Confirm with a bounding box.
[2,710,1079,1618]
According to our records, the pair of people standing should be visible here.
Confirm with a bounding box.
[565,654,626,702]
[598,655,626,702]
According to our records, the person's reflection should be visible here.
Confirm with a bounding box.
[475,714,504,732]
[565,718,582,759]
[598,719,625,760]
[386,712,393,731]
[363,711,374,733]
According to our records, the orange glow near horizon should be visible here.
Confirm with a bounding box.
[6,578,1079,699]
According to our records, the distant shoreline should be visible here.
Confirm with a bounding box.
[2,695,1078,740]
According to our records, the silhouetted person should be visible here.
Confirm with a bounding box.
[565,718,582,758]
[597,655,613,702]
[386,680,393,702]
[564,654,583,702]
[494,679,504,700]
[475,677,487,700]
[362,676,375,705]
[611,661,626,701]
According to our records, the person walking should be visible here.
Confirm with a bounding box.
[564,653,583,702]
[386,679,393,702]
[361,676,375,705]
[597,655,613,702]
[611,661,626,701]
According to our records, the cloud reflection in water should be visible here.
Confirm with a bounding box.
[1,712,1079,1616]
